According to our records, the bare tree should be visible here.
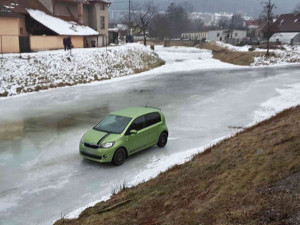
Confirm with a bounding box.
[131,2,157,46]
[260,0,276,56]
[149,14,170,40]
[218,17,231,29]
[294,3,300,13]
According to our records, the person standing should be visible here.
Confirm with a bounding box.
[66,36,72,51]
[63,37,67,51]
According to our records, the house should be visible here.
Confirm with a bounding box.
[181,29,246,44]
[270,13,300,45]
[270,32,300,45]
[0,0,49,53]
[108,24,128,44]
[243,19,260,37]
[0,0,110,53]
[40,0,111,47]
[207,30,246,42]
[181,32,208,41]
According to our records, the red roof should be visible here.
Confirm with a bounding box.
[244,20,260,27]
[271,13,300,32]
[0,0,50,15]
[54,0,111,4]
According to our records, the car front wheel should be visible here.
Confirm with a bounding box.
[112,148,126,166]
[157,132,168,148]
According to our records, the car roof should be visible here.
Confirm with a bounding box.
[111,107,161,118]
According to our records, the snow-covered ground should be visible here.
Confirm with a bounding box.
[0,44,162,97]
[2,42,299,98]
[62,47,300,219]
[215,41,300,66]
[1,46,300,225]
[252,46,300,66]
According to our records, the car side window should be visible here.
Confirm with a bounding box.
[145,112,161,127]
[129,116,146,131]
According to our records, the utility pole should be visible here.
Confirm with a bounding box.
[129,0,131,35]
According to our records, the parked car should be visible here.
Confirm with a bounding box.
[79,107,169,165]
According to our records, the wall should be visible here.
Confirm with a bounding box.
[18,16,29,36]
[0,17,20,53]
[0,36,20,53]
[30,35,83,51]
[182,32,207,41]
[207,30,225,41]
[86,5,97,30]
[95,2,108,37]
[39,0,54,13]
[232,30,247,39]
[295,33,300,45]
[54,2,78,19]
[0,17,19,35]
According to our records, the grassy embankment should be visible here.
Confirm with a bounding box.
[55,105,300,225]
[199,42,266,66]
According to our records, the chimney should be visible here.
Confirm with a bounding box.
[78,2,84,24]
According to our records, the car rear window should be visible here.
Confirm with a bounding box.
[145,112,161,127]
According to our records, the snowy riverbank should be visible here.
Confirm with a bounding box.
[0,44,164,97]
[215,41,300,66]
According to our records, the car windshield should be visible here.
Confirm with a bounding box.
[94,114,132,134]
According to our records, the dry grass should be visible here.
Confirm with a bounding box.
[199,42,265,66]
[55,106,300,225]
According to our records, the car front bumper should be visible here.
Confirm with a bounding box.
[79,142,116,163]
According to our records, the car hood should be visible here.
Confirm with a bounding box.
[83,129,121,145]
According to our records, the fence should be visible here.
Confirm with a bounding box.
[164,40,200,47]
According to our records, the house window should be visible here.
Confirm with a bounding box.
[100,3,105,10]
[235,33,238,37]
[100,16,105,29]
[217,33,220,37]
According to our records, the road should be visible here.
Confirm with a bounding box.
[0,48,300,225]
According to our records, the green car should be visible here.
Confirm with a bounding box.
[79,107,168,165]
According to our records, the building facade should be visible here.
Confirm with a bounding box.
[39,0,110,47]
[182,29,247,43]
[0,0,101,53]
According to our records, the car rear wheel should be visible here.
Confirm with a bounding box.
[157,132,168,148]
[112,148,126,166]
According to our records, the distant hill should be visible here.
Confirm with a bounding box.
[109,0,299,17]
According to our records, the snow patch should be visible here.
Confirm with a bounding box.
[27,9,98,36]
[252,82,300,124]
[0,44,162,97]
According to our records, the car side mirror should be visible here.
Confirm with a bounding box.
[130,130,137,135]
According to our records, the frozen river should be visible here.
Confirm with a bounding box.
[1,46,300,225]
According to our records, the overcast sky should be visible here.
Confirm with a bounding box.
[109,0,300,17]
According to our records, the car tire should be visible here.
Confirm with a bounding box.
[157,132,168,148]
[112,148,126,166]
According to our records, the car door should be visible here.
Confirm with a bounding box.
[145,112,162,146]
[125,115,148,154]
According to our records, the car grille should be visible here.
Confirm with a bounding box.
[84,143,99,149]
[80,151,102,160]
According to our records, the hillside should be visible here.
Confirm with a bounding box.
[109,0,298,16]
[55,105,300,225]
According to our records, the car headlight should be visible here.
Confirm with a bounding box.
[80,137,84,144]
[101,142,115,149]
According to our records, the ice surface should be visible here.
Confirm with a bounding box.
[0,46,300,225]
